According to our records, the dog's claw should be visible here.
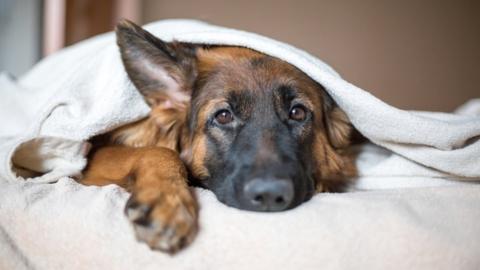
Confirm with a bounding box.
[125,190,198,254]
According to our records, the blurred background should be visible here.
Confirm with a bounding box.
[0,0,478,111]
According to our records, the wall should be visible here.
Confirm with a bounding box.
[0,0,42,77]
[143,0,480,111]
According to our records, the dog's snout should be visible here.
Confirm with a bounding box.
[243,178,294,212]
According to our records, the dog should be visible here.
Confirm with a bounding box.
[81,20,356,254]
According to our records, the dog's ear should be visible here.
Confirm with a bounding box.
[323,94,352,149]
[115,20,197,107]
[311,93,355,192]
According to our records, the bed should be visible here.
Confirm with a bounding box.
[0,20,479,270]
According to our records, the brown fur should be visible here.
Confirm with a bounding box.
[81,20,356,254]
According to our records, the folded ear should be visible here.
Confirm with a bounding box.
[115,20,197,107]
[323,94,352,149]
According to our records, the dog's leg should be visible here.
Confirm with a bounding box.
[82,146,197,253]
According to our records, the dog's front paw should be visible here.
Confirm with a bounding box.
[125,188,198,254]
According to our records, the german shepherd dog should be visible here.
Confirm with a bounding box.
[81,20,356,253]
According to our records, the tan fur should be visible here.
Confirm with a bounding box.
[82,146,197,253]
[326,107,352,149]
[111,96,188,151]
[312,133,356,192]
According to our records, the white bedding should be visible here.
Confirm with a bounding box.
[0,19,479,269]
[1,175,479,270]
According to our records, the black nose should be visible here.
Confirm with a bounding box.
[243,178,294,211]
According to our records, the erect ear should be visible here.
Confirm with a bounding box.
[115,20,197,107]
[322,93,352,149]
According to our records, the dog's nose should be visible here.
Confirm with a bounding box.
[243,178,294,211]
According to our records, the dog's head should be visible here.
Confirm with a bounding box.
[114,21,355,212]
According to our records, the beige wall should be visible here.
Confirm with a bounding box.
[142,0,479,111]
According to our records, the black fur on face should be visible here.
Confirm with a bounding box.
[198,88,316,210]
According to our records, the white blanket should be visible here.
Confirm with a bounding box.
[0,19,479,269]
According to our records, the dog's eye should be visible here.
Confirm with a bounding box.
[214,109,234,125]
[289,105,307,122]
